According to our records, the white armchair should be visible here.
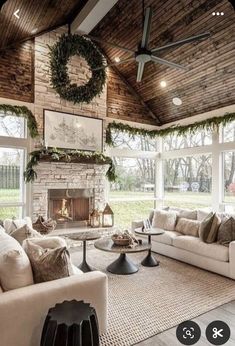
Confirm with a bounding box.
[0,232,108,346]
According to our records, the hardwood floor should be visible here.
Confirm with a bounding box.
[136,300,235,346]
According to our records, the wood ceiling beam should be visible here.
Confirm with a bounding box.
[101,51,162,125]
[71,0,118,34]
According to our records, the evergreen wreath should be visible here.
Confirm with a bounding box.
[106,112,235,146]
[0,104,39,138]
[24,148,117,183]
[49,34,106,104]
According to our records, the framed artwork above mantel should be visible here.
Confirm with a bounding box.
[43,110,103,152]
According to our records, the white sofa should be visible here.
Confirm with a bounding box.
[132,209,235,280]
[0,221,108,346]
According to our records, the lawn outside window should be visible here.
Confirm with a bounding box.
[0,110,30,219]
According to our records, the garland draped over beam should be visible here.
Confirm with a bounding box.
[106,112,235,146]
[24,148,117,183]
[0,104,39,138]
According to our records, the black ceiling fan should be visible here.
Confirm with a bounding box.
[85,0,211,82]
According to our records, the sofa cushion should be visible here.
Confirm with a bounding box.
[0,232,34,291]
[152,210,178,231]
[3,217,32,234]
[206,213,221,243]
[197,209,211,221]
[199,212,214,242]
[151,229,181,245]
[170,207,197,220]
[217,217,235,246]
[23,236,67,249]
[11,225,42,245]
[0,225,5,234]
[173,236,229,262]
[175,218,200,237]
[24,241,72,283]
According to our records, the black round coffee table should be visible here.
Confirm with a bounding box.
[68,231,101,272]
[94,237,150,275]
[135,229,164,267]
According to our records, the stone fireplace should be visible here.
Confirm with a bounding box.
[32,161,108,228]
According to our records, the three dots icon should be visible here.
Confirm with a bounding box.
[212,12,224,16]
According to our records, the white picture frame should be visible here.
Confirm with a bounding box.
[44,110,103,152]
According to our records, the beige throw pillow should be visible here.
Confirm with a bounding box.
[0,232,33,291]
[152,210,178,231]
[11,225,42,245]
[3,217,32,234]
[175,218,200,237]
[24,241,72,283]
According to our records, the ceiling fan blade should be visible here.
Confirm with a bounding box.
[92,57,135,71]
[137,62,145,82]
[84,34,135,53]
[151,56,188,71]
[141,7,152,48]
[151,32,211,53]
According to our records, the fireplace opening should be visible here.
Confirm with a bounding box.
[48,189,94,228]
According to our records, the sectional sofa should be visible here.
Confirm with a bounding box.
[132,208,235,280]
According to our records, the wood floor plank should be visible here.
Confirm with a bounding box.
[136,301,235,346]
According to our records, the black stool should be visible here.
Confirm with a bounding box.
[41,300,99,346]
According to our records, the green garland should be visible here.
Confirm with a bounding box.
[24,148,117,183]
[0,104,39,138]
[49,34,106,104]
[106,112,235,146]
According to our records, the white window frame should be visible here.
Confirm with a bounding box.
[107,105,235,213]
[0,99,32,218]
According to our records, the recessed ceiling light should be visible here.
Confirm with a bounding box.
[172,97,182,106]
[31,28,38,34]
[114,57,120,63]
[13,9,20,19]
[216,12,220,15]
[221,12,224,15]
[160,80,167,88]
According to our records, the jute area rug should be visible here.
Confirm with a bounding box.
[70,248,235,346]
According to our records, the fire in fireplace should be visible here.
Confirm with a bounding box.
[48,189,94,228]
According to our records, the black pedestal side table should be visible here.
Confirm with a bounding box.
[41,300,99,346]
[68,232,101,272]
[135,228,164,267]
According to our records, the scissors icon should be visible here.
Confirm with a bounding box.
[212,327,223,339]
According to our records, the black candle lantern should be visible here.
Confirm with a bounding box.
[102,203,114,227]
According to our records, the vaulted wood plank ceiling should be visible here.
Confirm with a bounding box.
[0,0,88,49]
[92,0,235,125]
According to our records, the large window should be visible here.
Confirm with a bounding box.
[221,121,235,143]
[163,130,212,151]
[223,151,235,204]
[164,154,212,209]
[109,153,156,228]
[0,113,28,219]
[110,130,157,151]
